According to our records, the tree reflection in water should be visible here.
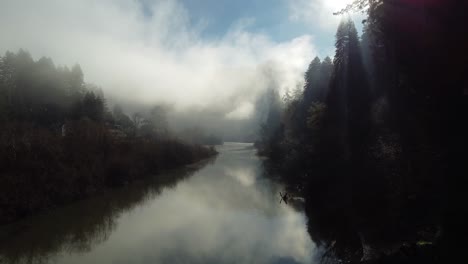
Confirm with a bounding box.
[0,161,210,264]
[0,144,314,264]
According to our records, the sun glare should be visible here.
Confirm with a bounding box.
[324,0,352,12]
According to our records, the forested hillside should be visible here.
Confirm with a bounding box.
[257,1,468,263]
[0,50,216,224]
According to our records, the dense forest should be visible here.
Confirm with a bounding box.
[0,50,217,225]
[1,0,467,263]
[257,0,467,263]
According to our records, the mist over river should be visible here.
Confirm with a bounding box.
[0,143,316,264]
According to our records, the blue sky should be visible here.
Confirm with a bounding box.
[1,0,362,114]
[141,0,360,58]
[180,0,299,41]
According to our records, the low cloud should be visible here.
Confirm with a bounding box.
[0,0,317,116]
[225,101,255,120]
[288,0,365,32]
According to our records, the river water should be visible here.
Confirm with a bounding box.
[0,143,316,264]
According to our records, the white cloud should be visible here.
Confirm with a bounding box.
[288,0,362,30]
[0,0,317,115]
[225,101,255,120]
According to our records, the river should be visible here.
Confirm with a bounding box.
[0,142,316,264]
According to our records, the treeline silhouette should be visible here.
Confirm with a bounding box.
[0,50,217,225]
[257,1,467,263]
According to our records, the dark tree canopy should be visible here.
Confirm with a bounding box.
[257,1,468,262]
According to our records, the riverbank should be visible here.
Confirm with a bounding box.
[0,121,218,225]
[0,143,314,264]
[258,154,444,264]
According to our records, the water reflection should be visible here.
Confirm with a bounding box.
[0,162,201,264]
[0,143,315,264]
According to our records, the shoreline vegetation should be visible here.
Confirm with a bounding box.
[0,50,217,225]
[0,160,208,264]
[256,1,466,263]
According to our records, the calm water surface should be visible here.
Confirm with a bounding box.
[0,143,316,264]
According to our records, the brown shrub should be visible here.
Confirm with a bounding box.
[0,121,217,224]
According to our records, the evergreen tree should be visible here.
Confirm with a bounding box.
[319,56,333,101]
[112,104,134,129]
[326,17,371,159]
[303,57,322,103]
[69,64,84,96]
[78,92,105,122]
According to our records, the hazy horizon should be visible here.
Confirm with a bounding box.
[0,0,362,121]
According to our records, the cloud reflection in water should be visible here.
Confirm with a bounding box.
[0,143,316,264]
